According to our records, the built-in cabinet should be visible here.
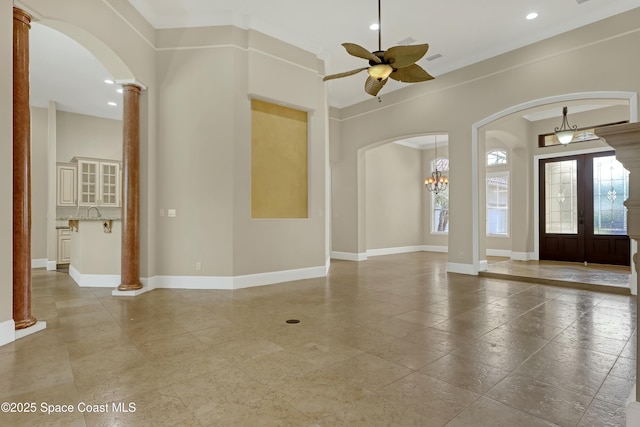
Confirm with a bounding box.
[73,157,121,207]
[57,228,71,264]
[56,163,77,206]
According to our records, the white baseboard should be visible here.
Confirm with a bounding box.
[69,265,120,287]
[120,263,329,293]
[367,245,426,257]
[423,245,448,253]
[0,319,15,347]
[233,264,327,289]
[46,260,57,271]
[627,387,640,427]
[31,258,47,269]
[150,275,234,290]
[447,262,476,275]
[511,251,534,261]
[486,249,511,258]
[331,251,367,261]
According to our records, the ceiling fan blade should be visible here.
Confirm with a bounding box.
[389,64,434,83]
[342,43,382,64]
[365,76,387,96]
[383,44,429,69]
[323,67,369,81]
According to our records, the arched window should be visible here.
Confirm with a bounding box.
[487,172,509,236]
[431,158,449,233]
[486,150,508,166]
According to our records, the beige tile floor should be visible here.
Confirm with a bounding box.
[0,252,636,426]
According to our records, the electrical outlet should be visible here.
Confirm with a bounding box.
[196,262,201,271]
[458,251,464,259]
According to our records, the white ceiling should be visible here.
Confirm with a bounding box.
[29,0,640,120]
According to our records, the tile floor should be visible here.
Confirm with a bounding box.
[0,252,636,426]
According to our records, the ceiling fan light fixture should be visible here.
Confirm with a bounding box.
[367,64,393,81]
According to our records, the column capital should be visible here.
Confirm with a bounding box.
[116,79,147,91]
[13,7,32,27]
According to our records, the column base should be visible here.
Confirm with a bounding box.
[113,283,151,297]
[14,315,37,330]
[118,282,142,291]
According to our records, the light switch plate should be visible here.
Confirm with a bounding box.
[168,209,176,217]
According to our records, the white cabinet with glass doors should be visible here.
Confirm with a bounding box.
[73,157,121,207]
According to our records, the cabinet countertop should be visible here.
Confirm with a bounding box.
[57,217,121,221]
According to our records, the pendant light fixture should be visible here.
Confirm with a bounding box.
[554,106,577,145]
[425,137,448,194]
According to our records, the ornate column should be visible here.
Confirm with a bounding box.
[118,84,143,291]
[13,8,36,330]
[595,122,640,418]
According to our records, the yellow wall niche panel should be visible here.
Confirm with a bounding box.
[251,99,308,218]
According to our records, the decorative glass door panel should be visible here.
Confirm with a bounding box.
[544,160,577,234]
[592,156,628,235]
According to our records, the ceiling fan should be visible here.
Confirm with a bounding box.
[323,0,434,97]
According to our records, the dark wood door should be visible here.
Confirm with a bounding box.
[539,152,630,266]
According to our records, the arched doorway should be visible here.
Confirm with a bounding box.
[471,91,638,289]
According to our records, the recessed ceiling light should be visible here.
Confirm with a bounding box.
[369,23,379,31]
[104,79,115,84]
[526,12,539,20]
[107,101,117,106]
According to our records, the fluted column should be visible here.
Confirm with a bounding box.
[118,84,142,291]
[595,122,640,405]
[13,8,36,330]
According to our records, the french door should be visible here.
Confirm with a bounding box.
[539,151,630,266]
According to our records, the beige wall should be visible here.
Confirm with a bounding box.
[330,9,640,269]
[56,111,122,163]
[365,143,423,250]
[0,2,12,328]
[155,45,236,276]
[31,107,48,260]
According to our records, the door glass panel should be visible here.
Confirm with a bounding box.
[593,156,629,235]
[545,160,577,234]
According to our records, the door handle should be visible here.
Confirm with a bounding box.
[579,210,584,224]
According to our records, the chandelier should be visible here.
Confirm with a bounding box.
[425,137,448,194]
[554,106,577,145]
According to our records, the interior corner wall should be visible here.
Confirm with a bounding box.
[234,33,327,276]
[365,143,423,251]
[154,27,328,279]
[0,1,13,331]
[331,9,640,270]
